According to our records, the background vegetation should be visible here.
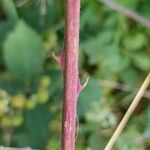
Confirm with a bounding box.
[0,0,150,149]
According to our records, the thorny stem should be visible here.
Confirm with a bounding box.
[53,0,88,149]
[61,0,80,150]
[52,0,87,149]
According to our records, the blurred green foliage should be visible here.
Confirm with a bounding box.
[0,0,150,149]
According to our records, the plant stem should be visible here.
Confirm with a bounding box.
[52,0,86,149]
[1,0,19,24]
[62,0,80,149]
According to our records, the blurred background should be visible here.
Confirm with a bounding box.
[0,0,150,149]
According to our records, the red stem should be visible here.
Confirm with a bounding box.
[62,0,80,150]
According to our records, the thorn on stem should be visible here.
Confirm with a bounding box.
[77,76,89,96]
[52,50,65,70]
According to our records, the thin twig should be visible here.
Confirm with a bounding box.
[99,0,150,28]
[104,73,150,150]
[99,79,150,99]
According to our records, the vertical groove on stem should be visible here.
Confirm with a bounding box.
[61,0,80,150]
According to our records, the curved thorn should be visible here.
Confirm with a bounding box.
[52,50,65,70]
[82,76,89,89]
[52,51,61,64]
[77,76,89,95]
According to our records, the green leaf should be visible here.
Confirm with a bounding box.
[132,52,150,71]
[120,67,141,86]
[85,102,117,128]
[45,69,63,101]
[0,21,13,44]
[139,0,150,18]
[144,106,150,141]
[123,33,147,50]
[88,131,107,150]
[81,31,114,64]
[0,21,13,65]
[80,4,102,33]
[100,46,122,73]
[78,78,101,118]
[14,105,51,149]
[3,20,44,82]
[96,45,129,78]
[1,0,19,24]
[118,125,144,150]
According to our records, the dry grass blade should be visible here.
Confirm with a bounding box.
[104,73,150,150]
[99,0,150,28]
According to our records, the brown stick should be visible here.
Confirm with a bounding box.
[99,0,150,28]
[104,73,150,150]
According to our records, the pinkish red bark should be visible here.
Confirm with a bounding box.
[53,0,88,149]
[62,0,80,150]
